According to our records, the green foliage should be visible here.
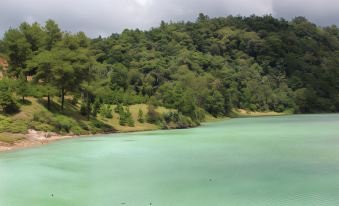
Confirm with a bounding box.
[118,107,127,126]
[137,109,144,123]
[15,74,31,102]
[161,111,197,129]
[29,121,54,132]
[99,104,113,118]
[0,116,28,133]
[33,111,86,134]
[146,105,161,124]
[125,107,134,127]
[80,103,88,116]
[50,115,75,133]
[0,15,338,133]
[0,90,19,114]
[115,104,124,114]
[109,63,128,90]
[92,99,101,117]
[89,119,114,133]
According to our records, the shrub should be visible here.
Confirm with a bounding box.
[33,111,54,124]
[0,116,28,133]
[70,126,86,135]
[29,121,54,132]
[146,104,161,124]
[92,99,101,117]
[71,96,79,106]
[137,108,144,123]
[0,116,11,133]
[52,115,77,133]
[125,107,134,127]
[99,104,113,118]
[80,103,88,116]
[89,119,114,133]
[162,112,173,123]
[0,91,19,114]
[176,113,193,128]
[9,120,29,133]
[119,109,127,126]
[115,104,124,114]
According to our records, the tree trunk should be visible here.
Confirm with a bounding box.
[22,96,25,103]
[61,88,65,110]
[87,92,90,121]
[47,94,51,109]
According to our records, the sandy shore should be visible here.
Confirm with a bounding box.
[0,130,77,152]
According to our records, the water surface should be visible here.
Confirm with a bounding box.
[1,114,339,206]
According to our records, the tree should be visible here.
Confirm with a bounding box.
[0,78,16,115]
[119,108,127,126]
[125,107,134,127]
[3,29,32,77]
[0,90,19,113]
[138,108,144,123]
[99,104,113,118]
[19,22,46,53]
[147,105,161,124]
[110,63,128,91]
[45,20,62,50]
[28,50,57,109]
[16,73,31,103]
[205,90,225,117]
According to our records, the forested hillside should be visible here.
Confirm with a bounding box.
[0,14,338,134]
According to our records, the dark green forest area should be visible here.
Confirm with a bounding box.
[1,14,338,127]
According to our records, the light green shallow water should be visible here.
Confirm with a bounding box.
[1,114,339,206]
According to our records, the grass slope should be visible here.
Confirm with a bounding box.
[231,109,291,118]
[0,97,176,143]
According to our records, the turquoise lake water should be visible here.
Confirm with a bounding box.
[1,114,339,206]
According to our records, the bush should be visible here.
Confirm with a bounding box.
[99,104,113,118]
[33,111,54,124]
[89,119,114,133]
[137,109,144,123]
[29,121,54,132]
[80,103,88,116]
[162,112,173,123]
[146,104,161,124]
[53,115,77,133]
[92,99,101,117]
[0,91,19,114]
[119,109,127,126]
[176,113,194,128]
[125,107,134,127]
[71,96,79,106]
[70,126,86,135]
[0,116,28,133]
[115,104,124,114]
[161,111,197,129]
[0,116,11,133]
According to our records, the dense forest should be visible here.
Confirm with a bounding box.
[0,14,339,133]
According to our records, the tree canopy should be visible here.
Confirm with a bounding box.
[0,15,338,121]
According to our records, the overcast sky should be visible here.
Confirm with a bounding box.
[1,0,338,37]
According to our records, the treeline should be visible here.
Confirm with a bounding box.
[0,14,338,124]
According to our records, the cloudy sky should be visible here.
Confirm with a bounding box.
[1,0,338,37]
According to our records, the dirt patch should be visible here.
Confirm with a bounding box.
[0,57,8,79]
[0,130,76,152]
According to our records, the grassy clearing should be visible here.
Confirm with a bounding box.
[0,133,25,143]
[0,97,180,143]
[231,109,291,117]
[98,104,175,132]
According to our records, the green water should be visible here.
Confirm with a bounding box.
[1,114,339,206]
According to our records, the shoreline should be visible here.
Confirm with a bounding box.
[0,111,289,152]
[0,127,167,152]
